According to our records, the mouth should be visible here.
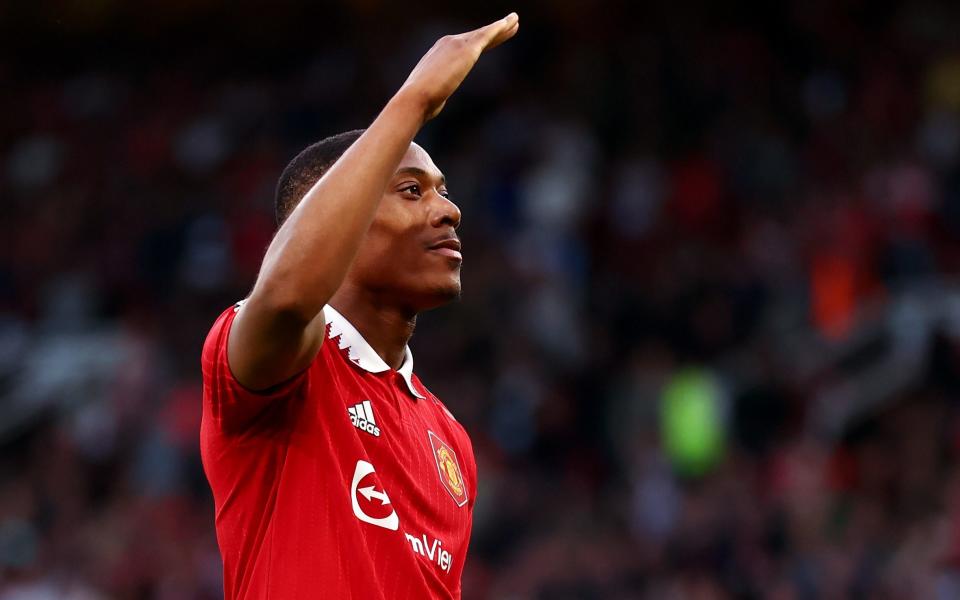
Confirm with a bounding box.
[427,238,463,262]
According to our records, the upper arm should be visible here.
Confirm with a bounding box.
[226,296,328,392]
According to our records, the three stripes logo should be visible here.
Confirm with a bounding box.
[348,400,381,437]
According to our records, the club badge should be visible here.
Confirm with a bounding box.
[428,431,468,507]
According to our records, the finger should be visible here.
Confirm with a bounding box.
[482,17,519,52]
[466,13,519,50]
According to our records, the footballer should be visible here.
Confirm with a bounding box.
[200,12,520,600]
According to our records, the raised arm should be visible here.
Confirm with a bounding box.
[228,13,520,391]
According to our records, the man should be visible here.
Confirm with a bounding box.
[200,13,520,600]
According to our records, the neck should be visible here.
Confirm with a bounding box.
[328,284,417,370]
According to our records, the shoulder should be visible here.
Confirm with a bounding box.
[201,304,242,372]
[201,302,315,432]
[413,375,461,423]
[415,377,474,461]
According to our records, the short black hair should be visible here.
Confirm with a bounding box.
[274,129,365,226]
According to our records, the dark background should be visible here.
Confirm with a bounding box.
[3,0,960,598]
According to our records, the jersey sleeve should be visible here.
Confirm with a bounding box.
[201,304,309,432]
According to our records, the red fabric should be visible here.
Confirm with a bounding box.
[200,306,477,599]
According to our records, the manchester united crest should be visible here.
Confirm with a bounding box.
[428,431,468,507]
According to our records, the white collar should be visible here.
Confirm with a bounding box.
[323,305,425,399]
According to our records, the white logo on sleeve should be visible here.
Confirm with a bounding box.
[350,460,398,530]
[348,400,381,437]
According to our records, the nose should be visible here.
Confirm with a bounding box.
[430,193,462,230]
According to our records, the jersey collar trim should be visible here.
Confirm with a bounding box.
[322,305,425,399]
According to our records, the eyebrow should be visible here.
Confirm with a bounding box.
[395,167,446,186]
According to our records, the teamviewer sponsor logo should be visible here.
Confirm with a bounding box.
[405,533,453,574]
[348,400,381,437]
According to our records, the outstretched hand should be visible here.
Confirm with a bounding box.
[399,13,520,123]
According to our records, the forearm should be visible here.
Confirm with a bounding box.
[221,14,517,391]
[252,91,426,322]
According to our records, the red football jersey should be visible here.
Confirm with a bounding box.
[200,303,477,599]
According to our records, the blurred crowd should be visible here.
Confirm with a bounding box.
[3,1,960,598]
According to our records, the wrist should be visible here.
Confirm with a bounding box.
[387,86,432,126]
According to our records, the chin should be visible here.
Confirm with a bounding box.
[412,279,461,312]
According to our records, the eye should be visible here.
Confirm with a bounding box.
[399,183,422,197]
[439,189,451,199]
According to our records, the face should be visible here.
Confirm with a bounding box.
[346,143,463,312]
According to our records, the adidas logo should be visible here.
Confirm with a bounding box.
[348,400,381,437]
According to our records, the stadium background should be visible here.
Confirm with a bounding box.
[3,0,960,597]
